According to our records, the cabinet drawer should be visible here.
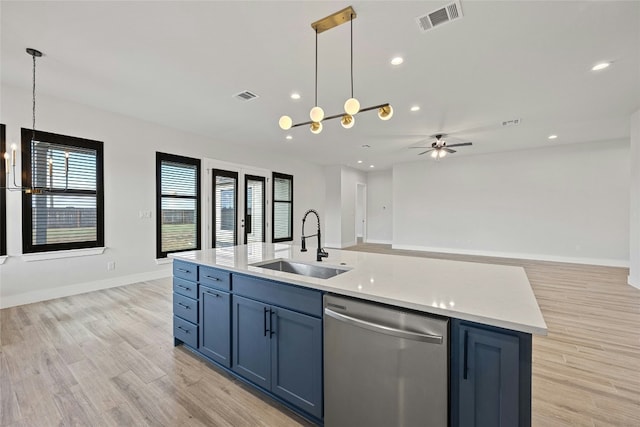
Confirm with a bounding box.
[173,277,198,299]
[174,260,198,282]
[232,274,322,317]
[200,266,231,291]
[173,293,198,324]
[174,316,198,348]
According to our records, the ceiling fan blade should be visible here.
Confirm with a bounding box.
[446,142,473,148]
[409,146,431,149]
[418,149,434,155]
[443,148,456,153]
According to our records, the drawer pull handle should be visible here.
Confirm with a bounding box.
[177,326,190,334]
[204,290,221,298]
[205,275,221,281]
[177,268,190,274]
[176,284,190,291]
[177,302,190,309]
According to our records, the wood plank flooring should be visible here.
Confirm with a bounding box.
[1,243,638,426]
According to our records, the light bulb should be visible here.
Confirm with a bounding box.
[310,122,323,134]
[431,150,438,159]
[439,150,447,158]
[344,98,360,115]
[310,106,324,122]
[378,105,393,121]
[341,114,355,129]
[279,115,292,130]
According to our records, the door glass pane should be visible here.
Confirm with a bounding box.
[214,172,237,247]
[246,177,264,243]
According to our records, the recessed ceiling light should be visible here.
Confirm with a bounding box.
[286,135,293,140]
[290,93,301,100]
[369,165,375,168]
[548,134,558,140]
[391,57,404,65]
[357,160,363,164]
[410,105,420,112]
[591,62,611,71]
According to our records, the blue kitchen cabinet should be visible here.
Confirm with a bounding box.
[451,319,532,427]
[271,307,323,419]
[232,295,272,389]
[198,285,231,368]
[231,274,323,420]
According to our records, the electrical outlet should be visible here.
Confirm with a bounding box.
[107,261,116,271]
[138,210,152,219]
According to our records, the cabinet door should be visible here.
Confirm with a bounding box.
[271,307,322,419]
[199,286,231,368]
[458,324,520,427]
[232,295,271,389]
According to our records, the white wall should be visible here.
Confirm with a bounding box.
[0,84,326,307]
[366,169,393,244]
[393,140,630,266]
[630,109,640,287]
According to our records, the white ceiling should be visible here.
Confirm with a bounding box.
[1,1,639,170]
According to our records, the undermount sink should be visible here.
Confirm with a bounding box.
[251,259,350,279]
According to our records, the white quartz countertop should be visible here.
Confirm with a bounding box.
[171,243,547,335]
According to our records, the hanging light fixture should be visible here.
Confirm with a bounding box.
[2,48,68,193]
[278,6,393,134]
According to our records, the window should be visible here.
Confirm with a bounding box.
[21,129,104,253]
[156,152,201,258]
[272,172,293,243]
[0,124,6,256]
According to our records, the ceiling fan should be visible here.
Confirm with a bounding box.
[410,134,473,159]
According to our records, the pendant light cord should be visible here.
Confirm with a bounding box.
[32,53,36,142]
[315,28,318,108]
[350,13,354,99]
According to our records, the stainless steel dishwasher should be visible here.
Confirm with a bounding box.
[324,294,449,427]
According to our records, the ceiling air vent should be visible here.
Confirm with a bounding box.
[234,90,259,101]
[416,0,463,32]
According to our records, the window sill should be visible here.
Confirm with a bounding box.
[0,256,7,265]
[22,247,106,262]
[155,258,173,265]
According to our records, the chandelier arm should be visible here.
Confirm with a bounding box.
[290,103,391,128]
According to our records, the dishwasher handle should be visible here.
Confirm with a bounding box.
[325,308,444,344]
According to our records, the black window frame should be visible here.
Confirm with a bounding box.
[0,124,6,256]
[272,171,294,243]
[156,152,201,258]
[21,128,104,254]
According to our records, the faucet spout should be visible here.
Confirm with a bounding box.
[301,209,328,262]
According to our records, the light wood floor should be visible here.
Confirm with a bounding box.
[1,244,639,426]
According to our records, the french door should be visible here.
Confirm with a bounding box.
[244,175,265,244]
[211,168,267,248]
[212,169,238,247]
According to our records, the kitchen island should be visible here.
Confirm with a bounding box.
[171,243,547,426]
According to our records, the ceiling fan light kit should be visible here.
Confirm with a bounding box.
[278,6,392,134]
[410,134,473,159]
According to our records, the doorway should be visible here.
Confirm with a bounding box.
[356,183,367,244]
[212,169,238,247]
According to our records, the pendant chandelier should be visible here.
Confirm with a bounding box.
[278,6,393,134]
[2,48,68,194]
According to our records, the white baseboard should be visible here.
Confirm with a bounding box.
[325,241,357,249]
[365,239,392,245]
[0,270,172,309]
[629,275,640,289]
[391,244,630,268]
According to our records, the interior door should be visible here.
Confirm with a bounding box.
[244,175,265,244]
[212,169,238,248]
